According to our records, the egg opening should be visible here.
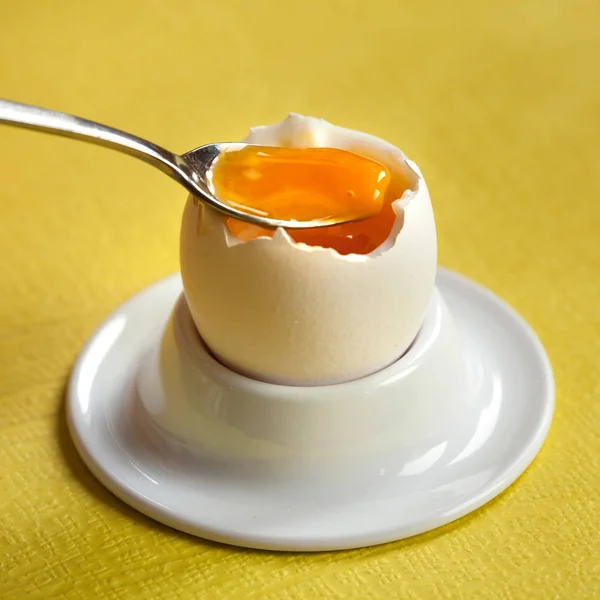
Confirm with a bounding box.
[206,133,418,256]
[223,114,421,258]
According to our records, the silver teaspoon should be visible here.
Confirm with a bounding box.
[0,99,361,229]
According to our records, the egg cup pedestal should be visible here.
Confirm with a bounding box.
[137,283,467,465]
[67,268,554,551]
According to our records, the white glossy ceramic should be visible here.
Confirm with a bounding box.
[67,268,554,551]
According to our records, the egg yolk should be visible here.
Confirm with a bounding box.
[211,146,408,255]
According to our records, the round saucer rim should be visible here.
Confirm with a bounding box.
[66,268,555,551]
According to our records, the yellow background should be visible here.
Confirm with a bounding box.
[1,0,599,598]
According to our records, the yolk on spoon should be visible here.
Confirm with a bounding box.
[211,146,389,224]
[210,145,408,255]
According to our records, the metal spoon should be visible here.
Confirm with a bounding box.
[0,99,358,229]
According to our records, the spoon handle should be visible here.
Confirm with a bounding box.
[0,98,200,194]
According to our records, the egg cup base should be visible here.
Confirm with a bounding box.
[67,268,554,551]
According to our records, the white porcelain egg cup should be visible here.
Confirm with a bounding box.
[67,268,554,551]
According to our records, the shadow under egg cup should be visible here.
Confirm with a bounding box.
[136,287,469,467]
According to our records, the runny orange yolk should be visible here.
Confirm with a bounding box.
[210,145,408,255]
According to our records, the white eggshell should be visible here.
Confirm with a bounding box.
[180,114,437,385]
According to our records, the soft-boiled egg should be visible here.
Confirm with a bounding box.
[180,114,437,385]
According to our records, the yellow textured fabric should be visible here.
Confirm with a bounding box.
[1,0,598,597]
